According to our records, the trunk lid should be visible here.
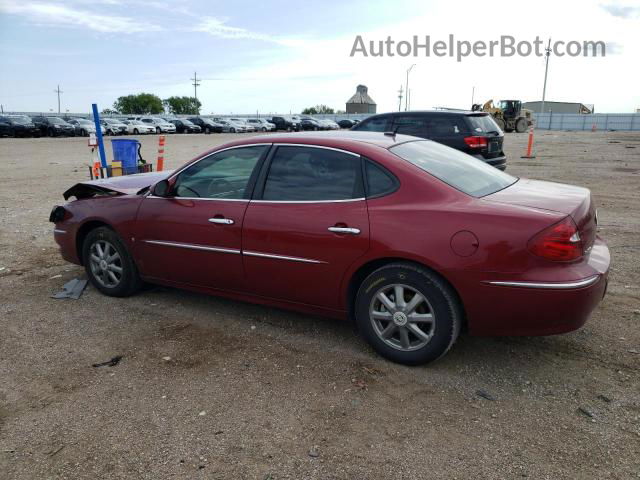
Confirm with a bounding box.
[485,178,597,251]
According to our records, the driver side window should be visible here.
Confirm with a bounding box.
[174,145,268,199]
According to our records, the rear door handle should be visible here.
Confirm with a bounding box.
[328,227,360,235]
[208,218,234,225]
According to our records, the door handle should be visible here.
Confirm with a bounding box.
[208,217,234,225]
[328,226,360,235]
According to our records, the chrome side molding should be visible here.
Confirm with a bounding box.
[144,240,241,255]
[487,275,600,289]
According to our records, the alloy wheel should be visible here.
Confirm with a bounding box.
[89,240,123,288]
[369,284,435,351]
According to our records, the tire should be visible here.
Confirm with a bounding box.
[494,118,505,132]
[205,126,211,134]
[133,128,139,135]
[261,127,267,132]
[355,263,462,365]
[82,227,143,297]
[48,127,55,137]
[230,127,236,133]
[156,127,161,134]
[515,118,528,133]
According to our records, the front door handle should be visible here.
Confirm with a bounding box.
[208,217,234,225]
[328,226,360,235]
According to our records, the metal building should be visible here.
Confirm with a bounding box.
[346,85,377,114]
[523,101,593,114]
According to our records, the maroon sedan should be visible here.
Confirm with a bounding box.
[50,132,610,365]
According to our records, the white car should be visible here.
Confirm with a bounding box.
[230,118,255,133]
[122,119,155,135]
[101,118,128,135]
[137,116,176,133]
[246,118,276,132]
[217,119,246,133]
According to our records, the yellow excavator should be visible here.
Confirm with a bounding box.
[472,99,532,133]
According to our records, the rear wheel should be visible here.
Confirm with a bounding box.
[133,128,139,135]
[82,227,143,297]
[48,127,55,137]
[515,118,528,133]
[156,127,161,134]
[230,127,236,133]
[355,263,461,365]
[205,126,211,134]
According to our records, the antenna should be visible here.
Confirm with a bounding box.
[54,85,63,114]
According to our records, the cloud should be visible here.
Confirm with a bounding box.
[193,17,303,46]
[0,1,162,33]
[600,3,640,18]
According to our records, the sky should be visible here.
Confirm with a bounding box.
[0,0,639,114]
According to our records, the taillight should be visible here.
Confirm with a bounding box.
[528,216,583,261]
[464,136,488,148]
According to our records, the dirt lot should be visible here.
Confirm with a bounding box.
[0,130,639,479]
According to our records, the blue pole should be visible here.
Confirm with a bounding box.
[92,103,107,168]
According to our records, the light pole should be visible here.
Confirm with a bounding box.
[405,64,415,111]
[540,38,551,120]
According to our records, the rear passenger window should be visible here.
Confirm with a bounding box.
[428,116,464,135]
[393,115,427,137]
[356,116,392,132]
[365,161,397,197]
[263,146,362,201]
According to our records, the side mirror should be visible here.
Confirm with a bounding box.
[152,179,172,197]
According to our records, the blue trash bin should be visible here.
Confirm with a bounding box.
[111,139,140,175]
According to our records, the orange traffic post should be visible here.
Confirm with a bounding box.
[521,125,536,159]
[157,135,165,171]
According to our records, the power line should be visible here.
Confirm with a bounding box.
[54,85,63,114]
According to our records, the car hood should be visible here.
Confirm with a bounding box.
[63,170,173,200]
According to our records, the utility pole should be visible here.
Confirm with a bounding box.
[405,64,415,111]
[397,85,404,112]
[190,72,201,101]
[54,85,63,114]
[540,38,551,117]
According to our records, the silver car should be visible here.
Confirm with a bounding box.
[67,118,106,136]
[246,118,276,131]
[100,118,128,135]
[137,116,177,134]
[229,118,255,133]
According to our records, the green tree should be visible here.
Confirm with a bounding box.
[163,96,202,115]
[113,93,164,115]
[302,104,335,115]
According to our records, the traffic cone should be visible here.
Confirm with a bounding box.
[521,126,536,159]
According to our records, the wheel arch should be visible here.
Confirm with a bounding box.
[344,256,467,330]
[75,220,114,265]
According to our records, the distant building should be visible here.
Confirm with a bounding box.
[346,85,376,114]
[523,101,593,114]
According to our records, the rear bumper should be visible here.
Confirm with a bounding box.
[449,238,610,336]
[475,154,507,171]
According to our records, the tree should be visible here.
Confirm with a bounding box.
[113,93,164,115]
[302,104,335,115]
[163,96,201,115]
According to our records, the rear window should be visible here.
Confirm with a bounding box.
[466,114,501,134]
[354,116,392,132]
[390,140,516,197]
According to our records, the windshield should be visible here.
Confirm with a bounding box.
[467,114,501,134]
[49,117,68,125]
[76,119,92,125]
[390,140,517,197]
[10,116,32,124]
[182,119,194,125]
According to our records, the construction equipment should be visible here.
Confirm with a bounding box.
[471,99,532,133]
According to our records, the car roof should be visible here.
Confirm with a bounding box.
[366,109,486,117]
[227,131,419,150]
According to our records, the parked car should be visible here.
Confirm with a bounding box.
[101,118,128,136]
[246,118,276,132]
[138,117,176,134]
[352,110,507,170]
[216,119,246,133]
[32,116,75,137]
[0,115,40,137]
[319,119,340,130]
[67,118,105,137]
[51,131,609,365]
[269,116,300,131]
[229,118,255,133]
[168,118,202,134]
[338,119,358,129]
[300,117,323,131]
[122,119,155,135]
[186,117,223,134]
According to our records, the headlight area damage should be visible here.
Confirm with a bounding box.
[60,171,173,201]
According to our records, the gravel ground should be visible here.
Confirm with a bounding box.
[0,130,639,479]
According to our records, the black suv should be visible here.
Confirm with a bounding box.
[269,116,300,131]
[186,117,223,134]
[0,115,40,137]
[352,111,506,170]
[32,116,75,137]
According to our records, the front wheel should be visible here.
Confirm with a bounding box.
[133,128,139,135]
[355,263,461,365]
[82,227,143,297]
[230,127,236,133]
[156,127,161,134]
[515,118,528,133]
